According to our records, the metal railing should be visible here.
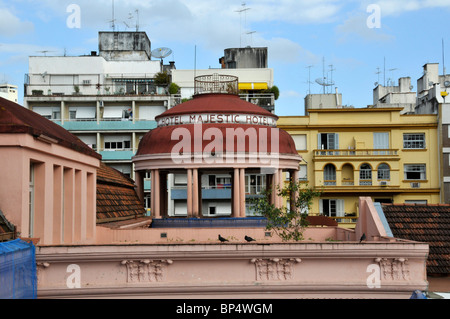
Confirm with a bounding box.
[314,149,399,157]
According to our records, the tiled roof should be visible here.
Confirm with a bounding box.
[382,204,450,275]
[0,97,101,159]
[97,163,146,223]
[0,210,15,242]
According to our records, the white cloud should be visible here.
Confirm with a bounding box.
[0,7,34,36]
[335,13,395,43]
[373,0,450,16]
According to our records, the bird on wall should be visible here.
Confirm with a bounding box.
[245,236,256,242]
[359,233,366,243]
[218,234,229,243]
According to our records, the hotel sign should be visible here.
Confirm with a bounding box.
[157,113,278,128]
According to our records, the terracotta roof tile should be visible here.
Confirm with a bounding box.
[382,204,450,275]
[96,163,145,223]
[0,97,101,159]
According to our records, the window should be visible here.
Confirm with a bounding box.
[404,164,426,180]
[324,164,336,186]
[320,199,345,218]
[403,133,425,149]
[292,134,307,151]
[246,174,266,194]
[103,136,131,151]
[405,200,427,204]
[318,133,339,150]
[360,164,372,185]
[299,165,307,181]
[377,163,390,180]
[374,132,389,155]
[29,164,35,238]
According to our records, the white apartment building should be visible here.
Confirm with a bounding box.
[0,84,18,103]
[24,32,177,182]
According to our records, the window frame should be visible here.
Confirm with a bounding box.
[403,133,426,149]
[404,164,426,180]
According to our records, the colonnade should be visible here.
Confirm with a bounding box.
[135,167,301,219]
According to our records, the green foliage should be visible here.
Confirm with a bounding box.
[154,71,170,86]
[169,82,180,94]
[251,180,322,242]
[269,85,280,100]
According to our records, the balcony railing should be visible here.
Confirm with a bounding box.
[314,149,399,157]
[239,93,275,112]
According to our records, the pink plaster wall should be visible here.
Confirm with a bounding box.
[0,133,100,245]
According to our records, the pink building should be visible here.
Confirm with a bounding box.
[0,97,101,245]
[0,87,430,299]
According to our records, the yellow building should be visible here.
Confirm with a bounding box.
[278,107,440,228]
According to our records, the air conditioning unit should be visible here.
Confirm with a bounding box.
[411,182,421,188]
[380,181,388,186]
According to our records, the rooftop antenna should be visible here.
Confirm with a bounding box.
[306,65,313,95]
[315,57,334,94]
[135,9,140,32]
[375,67,381,86]
[111,0,116,31]
[236,3,250,47]
[246,31,256,47]
[443,38,446,76]
[328,64,336,93]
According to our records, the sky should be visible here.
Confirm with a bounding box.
[1,0,450,116]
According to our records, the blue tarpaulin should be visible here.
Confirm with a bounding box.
[0,239,37,299]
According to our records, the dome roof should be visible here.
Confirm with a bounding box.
[156,93,276,119]
[136,93,300,159]
[136,123,298,156]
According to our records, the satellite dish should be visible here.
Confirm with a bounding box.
[151,47,173,61]
[315,78,334,86]
[444,81,450,88]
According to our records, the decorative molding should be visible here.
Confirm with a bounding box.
[121,259,173,283]
[36,262,50,285]
[374,257,410,281]
[250,258,301,281]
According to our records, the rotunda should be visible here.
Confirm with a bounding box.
[133,74,303,222]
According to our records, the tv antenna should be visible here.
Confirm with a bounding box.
[315,57,334,94]
[151,47,173,63]
[236,3,251,47]
[36,50,56,56]
[110,0,116,31]
[246,31,256,47]
[306,65,314,95]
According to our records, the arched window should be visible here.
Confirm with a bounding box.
[360,164,372,185]
[324,164,336,186]
[377,163,390,180]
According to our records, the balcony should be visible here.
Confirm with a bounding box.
[99,149,135,161]
[239,93,275,112]
[53,119,158,132]
[314,149,399,158]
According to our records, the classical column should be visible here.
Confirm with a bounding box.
[154,170,161,218]
[239,168,246,217]
[233,168,240,217]
[187,169,193,217]
[193,168,199,218]
[292,169,300,212]
[151,170,155,217]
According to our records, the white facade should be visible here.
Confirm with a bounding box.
[0,84,18,103]
[172,68,274,100]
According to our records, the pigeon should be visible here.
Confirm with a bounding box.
[245,235,256,242]
[218,234,229,242]
[359,233,366,243]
